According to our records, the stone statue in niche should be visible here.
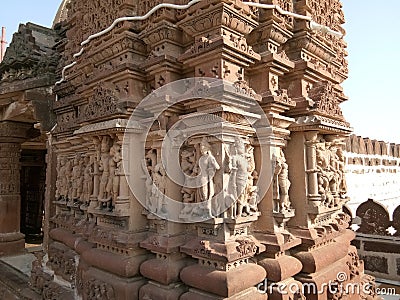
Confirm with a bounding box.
[316,142,335,206]
[143,149,157,214]
[56,157,68,201]
[336,146,348,198]
[98,136,111,209]
[66,159,73,201]
[82,155,94,206]
[108,141,122,210]
[273,148,291,213]
[71,154,84,205]
[96,138,122,212]
[148,163,167,216]
[197,138,220,217]
[179,139,220,220]
[315,141,345,207]
[225,138,258,218]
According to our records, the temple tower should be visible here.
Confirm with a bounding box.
[25,0,381,299]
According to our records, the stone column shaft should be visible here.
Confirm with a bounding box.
[305,132,319,198]
[0,121,38,256]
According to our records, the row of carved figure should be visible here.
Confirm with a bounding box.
[55,135,122,211]
[142,137,293,220]
[55,136,349,217]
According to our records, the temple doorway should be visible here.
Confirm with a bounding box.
[20,149,46,245]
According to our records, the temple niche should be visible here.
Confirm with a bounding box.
[0,0,385,299]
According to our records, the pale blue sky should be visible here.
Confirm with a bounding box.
[1,1,399,143]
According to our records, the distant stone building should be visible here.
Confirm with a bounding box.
[0,0,391,299]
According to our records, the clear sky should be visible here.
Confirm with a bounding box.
[1,0,399,143]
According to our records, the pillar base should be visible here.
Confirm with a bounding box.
[181,287,267,300]
[0,232,25,256]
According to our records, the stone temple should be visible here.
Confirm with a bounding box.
[0,0,398,299]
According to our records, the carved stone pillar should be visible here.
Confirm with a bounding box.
[0,121,38,256]
[251,99,303,300]
[305,131,319,200]
[172,85,267,299]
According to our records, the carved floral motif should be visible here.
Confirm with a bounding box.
[80,84,122,123]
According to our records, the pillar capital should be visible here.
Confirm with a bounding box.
[0,121,39,143]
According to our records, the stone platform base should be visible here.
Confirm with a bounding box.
[0,260,41,300]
